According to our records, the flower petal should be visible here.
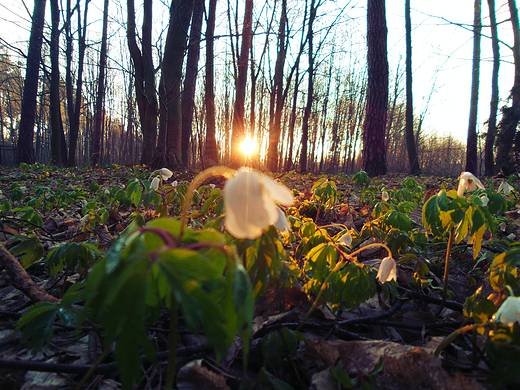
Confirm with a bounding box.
[151,177,160,190]
[258,175,294,206]
[273,207,290,233]
[338,232,352,246]
[160,168,173,180]
[494,296,520,326]
[377,257,397,283]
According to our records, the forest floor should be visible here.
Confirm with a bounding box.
[0,165,518,390]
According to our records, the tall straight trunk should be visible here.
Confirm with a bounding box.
[17,0,47,164]
[159,0,195,167]
[319,56,333,172]
[267,0,287,172]
[485,0,500,176]
[181,0,204,167]
[91,0,109,166]
[50,0,68,166]
[405,0,420,174]
[496,0,520,173]
[67,0,90,166]
[230,0,253,165]
[362,0,388,176]
[300,0,317,173]
[127,0,158,165]
[205,0,219,164]
[466,0,481,174]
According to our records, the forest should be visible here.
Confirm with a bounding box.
[2,0,520,389]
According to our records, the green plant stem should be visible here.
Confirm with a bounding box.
[164,295,178,390]
[296,242,392,331]
[74,345,110,390]
[437,227,455,316]
[435,322,496,356]
[179,166,236,242]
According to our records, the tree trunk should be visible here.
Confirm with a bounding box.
[181,0,204,167]
[466,0,481,174]
[362,0,388,177]
[485,0,500,176]
[300,0,317,173]
[205,0,219,164]
[17,0,47,164]
[49,0,68,166]
[230,0,253,165]
[127,0,158,166]
[159,0,195,167]
[405,0,420,174]
[496,0,520,174]
[91,0,109,166]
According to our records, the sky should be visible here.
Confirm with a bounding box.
[0,0,516,143]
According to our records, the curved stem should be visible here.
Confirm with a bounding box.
[179,166,236,243]
[437,227,455,316]
[435,322,496,356]
[297,243,392,331]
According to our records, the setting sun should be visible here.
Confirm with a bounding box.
[240,138,256,155]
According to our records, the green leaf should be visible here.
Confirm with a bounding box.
[10,237,44,268]
[330,361,354,388]
[15,302,58,351]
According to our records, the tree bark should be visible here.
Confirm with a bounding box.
[17,0,47,164]
[181,0,204,167]
[230,0,253,166]
[485,0,500,176]
[362,0,388,177]
[466,0,481,174]
[91,0,109,166]
[205,0,219,165]
[496,0,520,174]
[405,0,420,174]
[159,0,195,167]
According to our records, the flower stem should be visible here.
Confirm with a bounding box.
[179,166,236,242]
[164,295,178,390]
[296,243,392,331]
[437,227,455,316]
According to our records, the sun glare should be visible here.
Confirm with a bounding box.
[240,139,256,155]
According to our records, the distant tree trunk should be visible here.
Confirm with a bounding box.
[466,0,481,174]
[230,0,253,165]
[67,0,90,167]
[405,0,420,174]
[267,0,287,172]
[50,0,68,166]
[159,0,195,167]
[127,0,158,166]
[181,0,203,167]
[496,0,520,173]
[17,0,47,164]
[485,0,500,176]
[91,0,109,166]
[205,0,219,164]
[362,0,388,176]
[300,0,317,173]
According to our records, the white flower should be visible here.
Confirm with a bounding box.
[338,232,352,246]
[480,194,489,207]
[499,222,507,232]
[498,182,514,195]
[457,172,484,197]
[209,184,216,190]
[382,190,389,202]
[493,296,520,326]
[19,186,26,193]
[273,207,291,234]
[377,257,397,283]
[160,168,173,181]
[151,177,160,190]
[172,180,178,188]
[224,168,294,239]
[79,214,90,228]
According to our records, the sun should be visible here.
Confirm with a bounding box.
[240,138,256,155]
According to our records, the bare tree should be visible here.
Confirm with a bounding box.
[17,0,47,164]
[485,0,500,176]
[205,0,219,165]
[362,0,388,176]
[465,0,481,174]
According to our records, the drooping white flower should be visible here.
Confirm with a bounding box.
[160,168,173,181]
[498,181,514,195]
[493,296,520,326]
[224,168,294,239]
[377,257,397,283]
[480,194,489,207]
[457,171,485,197]
[273,207,291,234]
[151,177,160,190]
[381,190,389,202]
[338,232,352,246]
